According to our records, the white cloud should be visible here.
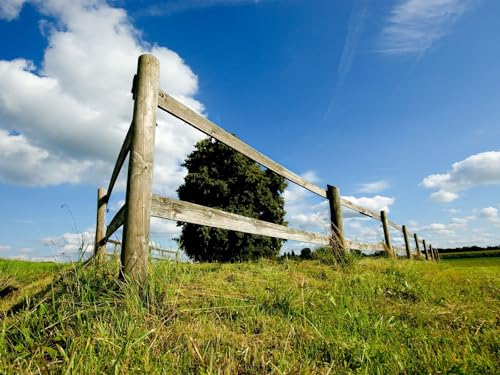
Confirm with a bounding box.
[342,195,395,217]
[283,171,396,245]
[41,229,95,258]
[150,217,182,237]
[0,0,205,194]
[422,151,500,202]
[0,129,102,186]
[430,190,459,202]
[0,245,12,252]
[480,207,498,221]
[0,0,26,20]
[357,180,390,194]
[381,0,473,55]
[450,216,473,225]
[345,219,382,244]
[283,172,330,234]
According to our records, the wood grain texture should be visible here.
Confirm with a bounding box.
[122,54,160,282]
[347,240,386,252]
[327,185,346,249]
[158,90,327,198]
[151,194,331,245]
[429,245,437,261]
[108,239,177,255]
[413,233,422,258]
[151,195,392,253]
[94,188,107,262]
[380,210,394,257]
[157,89,418,238]
[422,239,429,260]
[106,124,132,201]
[106,204,126,241]
[402,225,411,259]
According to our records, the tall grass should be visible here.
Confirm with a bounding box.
[0,257,498,373]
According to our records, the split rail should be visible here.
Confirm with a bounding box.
[94,54,439,281]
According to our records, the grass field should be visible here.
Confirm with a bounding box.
[0,259,65,312]
[0,259,64,287]
[0,257,498,374]
[442,256,500,269]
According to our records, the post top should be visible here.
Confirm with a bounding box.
[138,53,159,64]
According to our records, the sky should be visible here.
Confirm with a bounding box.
[0,0,499,261]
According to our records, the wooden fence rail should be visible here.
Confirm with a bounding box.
[95,54,438,282]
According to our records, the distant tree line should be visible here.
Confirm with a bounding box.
[436,245,500,254]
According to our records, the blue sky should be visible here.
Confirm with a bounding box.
[1,0,499,261]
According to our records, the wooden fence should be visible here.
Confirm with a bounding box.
[94,54,439,281]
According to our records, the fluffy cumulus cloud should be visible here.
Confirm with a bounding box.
[406,209,500,248]
[381,0,473,55]
[422,151,500,202]
[479,207,498,221]
[282,170,396,249]
[0,0,26,20]
[342,195,395,217]
[283,171,330,235]
[357,180,390,194]
[41,229,96,261]
[0,0,205,193]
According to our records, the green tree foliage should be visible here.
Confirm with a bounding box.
[177,138,287,262]
[300,247,312,259]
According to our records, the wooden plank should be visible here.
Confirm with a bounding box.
[340,198,380,220]
[346,240,383,252]
[157,90,327,198]
[150,245,178,254]
[106,204,126,240]
[94,188,107,262]
[151,194,330,245]
[122,54,160,282]
[388,220,403,232]
[106,124,132,201]
[339,198,405,233]
[107,239,178,255]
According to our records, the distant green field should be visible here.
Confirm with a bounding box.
[442,256,500,270]
[439,250,500,259]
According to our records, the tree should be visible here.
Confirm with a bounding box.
[177,138,287,262]
[300,247,312,259]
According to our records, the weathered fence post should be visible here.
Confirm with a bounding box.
[380,210,394,257]
[429,244,435,260]
[121,54,160,282]
[326,185,346,250]
[94,187,107,263]
[435,247,440,261]
[402,225,411,259]
[422,240,429,260]
[413,233,422,259]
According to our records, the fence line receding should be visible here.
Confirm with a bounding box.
[94,54,437,282]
